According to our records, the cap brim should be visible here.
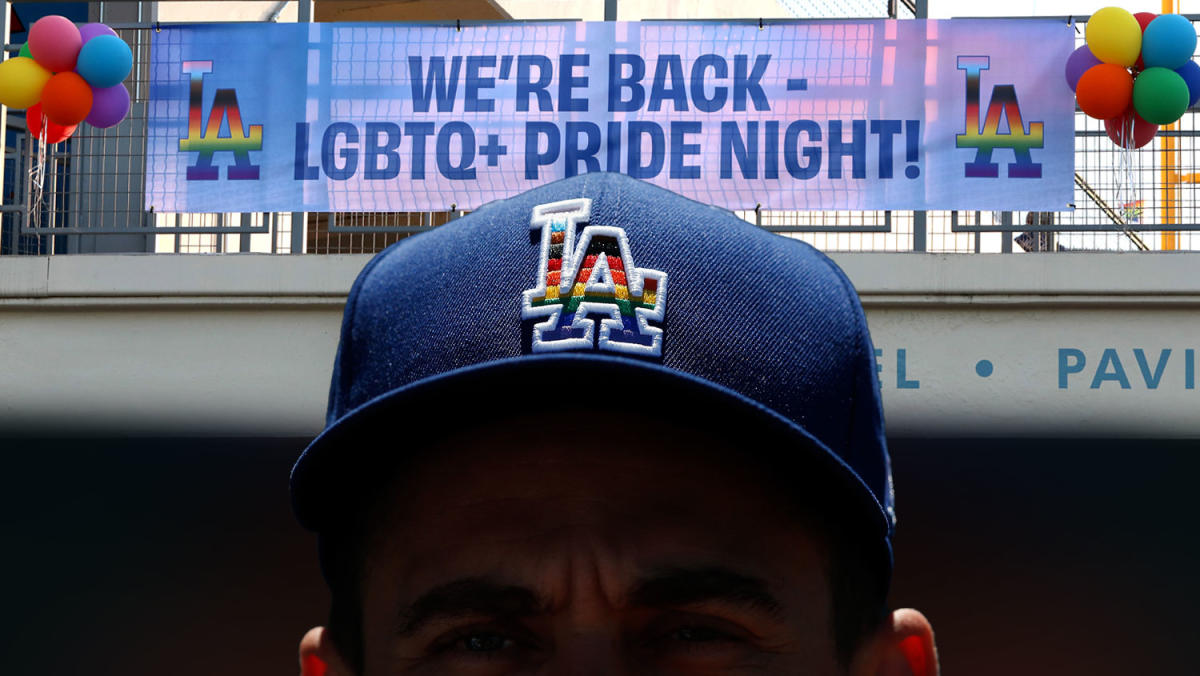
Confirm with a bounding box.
[292,353,890,547]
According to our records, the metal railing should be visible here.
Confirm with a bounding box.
[3,14,1199,255]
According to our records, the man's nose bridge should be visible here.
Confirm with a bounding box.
[538,528,636,674]
[546,629,631,676]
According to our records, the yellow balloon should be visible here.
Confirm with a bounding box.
[0,56,53,109]
[1086,7,1143,67]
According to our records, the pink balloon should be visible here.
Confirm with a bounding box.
[85,83,130,129]
[28,15,82,73]
[78,23,118,46]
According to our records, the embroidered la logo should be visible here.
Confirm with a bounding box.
[522,198,667,356]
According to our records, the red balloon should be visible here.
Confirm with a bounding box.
[1105,108,1158,149]
[26,103,77,144]
[1134,12,1157,71]
[1076,64,1134,120]
[39,72,93,126]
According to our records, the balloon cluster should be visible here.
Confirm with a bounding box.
[0,16,133,144]
[1067,9,1199,149]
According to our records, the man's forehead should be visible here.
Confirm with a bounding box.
[363,424,830,609]
[376,412,797,530]
[389,404,772,482]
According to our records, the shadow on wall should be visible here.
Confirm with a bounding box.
[3,436,1198,675]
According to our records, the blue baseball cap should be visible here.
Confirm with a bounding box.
[291,172,894,570]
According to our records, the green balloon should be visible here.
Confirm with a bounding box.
[18,42,31,59]
[1134,67,1191,125]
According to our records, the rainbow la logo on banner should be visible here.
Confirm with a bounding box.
[956,56,1045,178]
[178,60,263,180]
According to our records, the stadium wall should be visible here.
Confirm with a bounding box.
[2,253,1199,437]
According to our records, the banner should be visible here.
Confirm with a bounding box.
[146,20,1075,213]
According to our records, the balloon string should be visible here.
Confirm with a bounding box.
[29,116,48,229]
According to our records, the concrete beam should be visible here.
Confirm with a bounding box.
[2,253,1199,439]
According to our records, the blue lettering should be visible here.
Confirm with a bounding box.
[559,54,589,112]
[436,121,476,180]
[1188,349,1196,390]
[720,121,757,179]
[784,120,821,180]
[764,120,779,179]
[524,122,560,179]
[516,55,552,112]
[1090,348,1131,389]
[870,119,902,179]
[1058,348,1086,389]
[404,122,434,179]
[409,56,461,113]
[363,122,402,180]
[565,121,601,177]
[294,123,318,180]
[1133,348,1171,389]
[827,120,867,179]
[691,54,728,112]
[670,121,702,179]
[321,122,358,181]
[608,54,645,112]
[896,348,920,389]
[606,121,621,171]
[733,54,771,112]
[465,55,497,112]
[627,121,664,179]
[649,54,688,112]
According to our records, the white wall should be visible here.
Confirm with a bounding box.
[156,1,298,22]
[499,0,798,20]
[154,0,796,23]
[3,253,1200,438]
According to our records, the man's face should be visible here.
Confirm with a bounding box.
[354,413,844,675]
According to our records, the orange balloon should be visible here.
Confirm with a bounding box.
[26,103,77,144]
[1076,64,1134,120]
[39,72,94,126]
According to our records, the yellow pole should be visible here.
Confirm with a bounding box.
[1161,0,1179,250]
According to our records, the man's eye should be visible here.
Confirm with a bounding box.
[457,632,513,653]
[666,625,738,644]
[429,626,536,660]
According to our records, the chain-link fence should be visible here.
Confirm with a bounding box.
[4,15,1199,255]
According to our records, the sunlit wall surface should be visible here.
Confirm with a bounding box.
[779,0,910,19]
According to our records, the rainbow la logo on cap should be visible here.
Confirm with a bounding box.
[521,199,667,357]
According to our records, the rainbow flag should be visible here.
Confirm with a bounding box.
[1122,200,1144,224]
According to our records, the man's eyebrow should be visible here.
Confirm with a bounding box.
[395,577,544,637]
[629,566,784,618]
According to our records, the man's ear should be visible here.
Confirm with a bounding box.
[849,608,939,676]
[299,626,354,676]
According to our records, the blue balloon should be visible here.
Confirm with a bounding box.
[74,35,132,89]
[1176,60,1200,107]
[1142,14,1197,70]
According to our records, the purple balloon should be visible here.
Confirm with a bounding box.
[1176,61,1200,108]
[85,83,130,128]
[1065,45,1102,92]
[78,23,118,46]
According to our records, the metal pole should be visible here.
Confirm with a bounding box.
[291,0,313,254]
[912,0,928,252]
[604,0,617,22]
[240,213,253,252]
[0,0,10,222]
[1161,0,1179,251]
